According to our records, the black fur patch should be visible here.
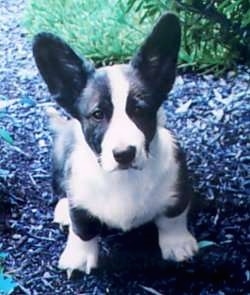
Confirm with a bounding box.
[165,145,192,218]
[33,33,94,118]
[123,66,164,149]
[130,13,181,95]
[76,70,113,155]
[70,207,101,241]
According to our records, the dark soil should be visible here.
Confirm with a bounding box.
[0,1,249,294]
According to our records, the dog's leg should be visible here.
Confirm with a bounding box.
[155,209,198,262]
[53,198,71,228]
[58,206,101,276]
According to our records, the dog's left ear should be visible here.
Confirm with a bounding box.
[33,33,94,117]
[131,13,181,96]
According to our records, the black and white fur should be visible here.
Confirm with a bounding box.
[33,13,198,276]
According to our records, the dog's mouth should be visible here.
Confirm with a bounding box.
[97,157,142,172]
[117,163,141,171]
[97,154,144,172]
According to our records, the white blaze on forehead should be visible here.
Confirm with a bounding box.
[101,65,147,171]
[105,65,130,112]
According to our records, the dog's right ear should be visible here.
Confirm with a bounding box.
[33,33,94,117]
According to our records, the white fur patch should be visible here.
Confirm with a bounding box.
[100,65,147,172]
[155,209,198,261]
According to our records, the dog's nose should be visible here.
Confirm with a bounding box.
[112,146,136,165]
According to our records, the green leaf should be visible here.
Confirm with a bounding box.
[0,129,13,145]
[198,240,217,249]
[0,273,17,295]
[179,49,193,63]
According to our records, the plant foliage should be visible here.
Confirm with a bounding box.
[24,0,249,72]
[125,0,250,72]
[24,0,151,65]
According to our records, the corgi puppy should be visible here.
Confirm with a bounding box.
[33,13,198,277]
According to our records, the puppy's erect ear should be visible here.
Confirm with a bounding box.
[131,13,181,95]
[33,33,94,117]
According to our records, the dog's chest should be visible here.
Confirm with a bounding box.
[68,150,178,231]
[72,173,170,230]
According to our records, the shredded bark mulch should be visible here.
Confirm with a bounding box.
[0,1,249,294]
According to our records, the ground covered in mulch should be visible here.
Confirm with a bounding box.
[0,1,249,294]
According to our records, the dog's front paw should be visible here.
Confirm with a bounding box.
[58,246,97,277]
[159,230,198,262]
[58,229,98,277]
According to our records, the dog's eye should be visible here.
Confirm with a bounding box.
[92,110,105,121]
